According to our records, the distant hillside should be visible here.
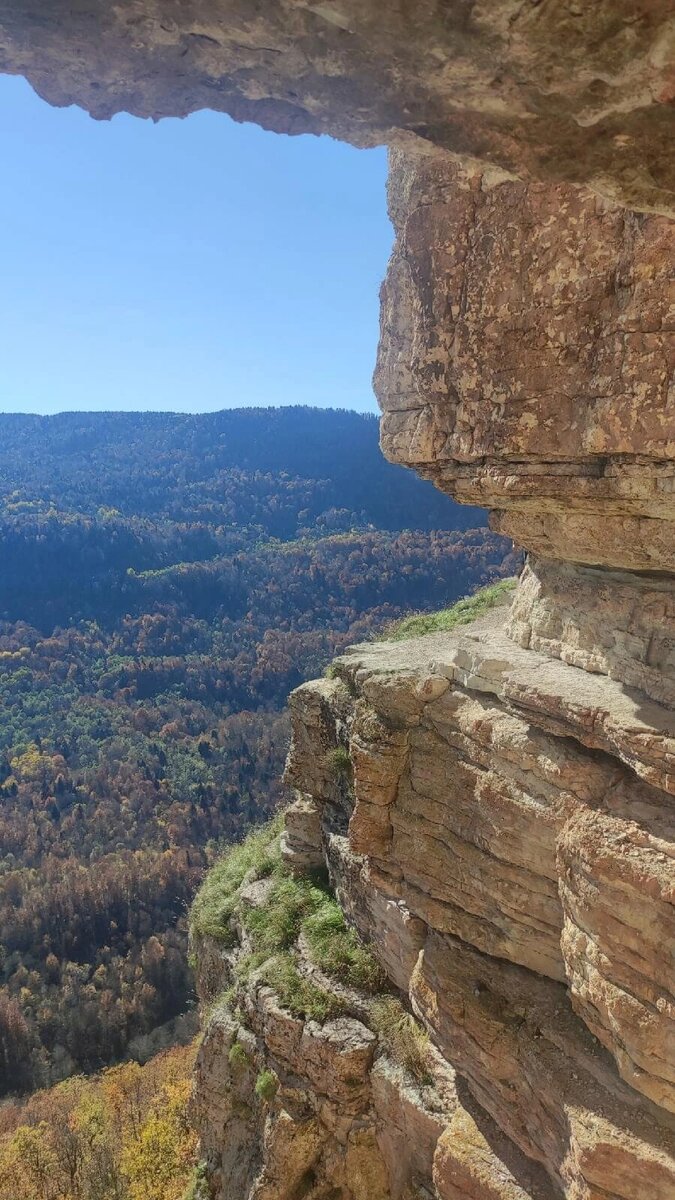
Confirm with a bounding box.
[0,406,518,1096]
[0,407,483,533]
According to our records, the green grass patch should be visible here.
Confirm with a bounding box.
[303,895,386,992]
[259,953,344,1022]
[370,996,433,1086]
[255,1069,279,1103]
[190,812,284,943]
[241,871,384,994]
[240,873,325,954]
[382,578,517,642]
[191,817,384,1025]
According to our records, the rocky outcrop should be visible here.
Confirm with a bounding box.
[1,2,675,215]
[377,151,675,574]
[275,597,675,1197]
[190,816,561,1200]
[8,2,672,1195]
[190,573,674,1199]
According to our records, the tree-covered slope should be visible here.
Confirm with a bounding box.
[0,406,518,1094]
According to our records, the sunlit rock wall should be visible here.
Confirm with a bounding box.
[1,3,673,1196]
[377,151,675,573]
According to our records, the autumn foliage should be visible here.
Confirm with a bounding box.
[0,1041,198,1200]
[0,407,519,1096]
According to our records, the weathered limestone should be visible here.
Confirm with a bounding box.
[414,929,675,1200]
[1,2,675,215]
[433,1105,556,1200]
[281,794,325,873]
[558,803,675,1113]
[15,1,671,1193]
[191,870,563,1200]
[507,558,675,706]
[276,599,675,1194]
[377,151,675,574]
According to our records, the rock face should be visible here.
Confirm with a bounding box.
[5,3,673,1196]
[191,581,675,1198]
[377,151,675,573]
[1,1,675,215]
[275,601,675,1197]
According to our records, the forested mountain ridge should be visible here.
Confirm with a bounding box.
[0,406,518,1096]
[0,407,480,534]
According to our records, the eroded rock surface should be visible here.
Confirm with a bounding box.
[272,603,675,1195]
[191,583,675,1199]
[13,0,671,1193]
[507,558,675,705]
[377,151,675,572]
[1,1,674,214]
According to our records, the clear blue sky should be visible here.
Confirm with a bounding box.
[0,75,391,414]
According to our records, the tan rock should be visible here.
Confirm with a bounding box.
[345,1127,391,1200]
[250,987,377,1112]
[191,1005,263,1199]
[507,558,675,707]
[286,612,675,1123]
[2,3,674,214]
[371,1058,453,1200]
[558,802,675,1113]
[349,701,409,858]
[248,1110,325,1200]
[433,1108,557,1200]
[377,152,675,572]
[284,677,353,805]
[336,617,675,795]
[281,793,325,873]
[412,930,675,1200]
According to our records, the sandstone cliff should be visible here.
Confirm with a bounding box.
[189,151,674,1198]
[190,575,675,1198]
[2,4,672,1197]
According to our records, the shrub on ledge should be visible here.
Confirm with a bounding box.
[370,996,433,1086]
[190,815,384,1023]
[255,1069,279,1103]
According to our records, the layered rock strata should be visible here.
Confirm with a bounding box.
[1,2,674,214]
[191,815,559,1200]
[189,133,674,1200]
[277,599,675,1197]
[377,152,675,574]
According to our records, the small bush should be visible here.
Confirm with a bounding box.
[303,896,386,992]
[190,813,284,943]
[382,578,517,642]
[182,1163,208,1200]
[255,1069,279,1103]
[326,745,353,780]
[370,996,433,1086]
[260,953,344,1022]
[228,1041,249,1071]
